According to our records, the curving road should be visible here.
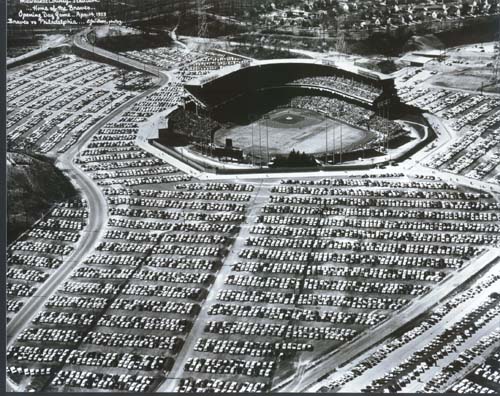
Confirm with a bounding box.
[6,90,149,344]
[6,44,169,392]
[73,28,170,83]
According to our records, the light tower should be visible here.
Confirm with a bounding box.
[197,0,209,38]
[335,15,347,55]
[494,16,500,85]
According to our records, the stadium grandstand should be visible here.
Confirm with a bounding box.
[184,59,399,113]
[154,58,413,169]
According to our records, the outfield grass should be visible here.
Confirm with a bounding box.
[215,108,375,159]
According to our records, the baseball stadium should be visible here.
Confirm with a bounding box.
[155,58,420,169]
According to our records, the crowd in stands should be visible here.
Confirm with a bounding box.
[177,51,245,83]
[284,95,405,141]
[288,75,382,103]
[167,109,221,143]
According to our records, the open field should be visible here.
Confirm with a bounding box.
[424,42,500,93]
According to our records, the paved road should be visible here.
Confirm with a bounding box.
[6,52,168,392]
[331,269,500,392]
[6,92,142,343]
[73,29,169,83]
[5,111,108,393]
[155,181,270,392]
[6,27,172,392]
[273,249,500,392]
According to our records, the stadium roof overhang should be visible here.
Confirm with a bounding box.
[184,58,393,88]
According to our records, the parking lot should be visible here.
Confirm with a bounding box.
[165,173,500,392]
[6,55,148,154]
[7,70,260,390]
[449,347,500,394]
[398,74,500,185]
[7,161,500,392]
[6,42,500,393]
[313,262,500,393]
[7,199,89,323]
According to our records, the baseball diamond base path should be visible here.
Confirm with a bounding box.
[214,108,375,158]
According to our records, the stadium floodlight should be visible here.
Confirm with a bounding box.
[332,121,335,165]
[340,122,343,164]
[250,117,255,166]
[88,30,97,57]
[339,106,344,164]
[325,117,328,165]
[265,116,270,166]
[258,120,263,168]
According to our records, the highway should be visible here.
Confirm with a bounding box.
[273,248,500,392]
[73,28,169,83]
[6,26,500,395]
[331,266,500,392]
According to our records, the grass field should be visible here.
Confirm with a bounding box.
[425,42,500,93]
[214,108,375,159]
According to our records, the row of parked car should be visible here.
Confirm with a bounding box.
[176,378,267,393]
[194,338,313,358]
[321,273,500,391]
[113,187,253,202]
[365,295,500,392]
[83,331,182,351]
[252,224,499,245]
[425,330,500,393]
[269,193,499,211]
[217,289,409,312]
[184,357,275,378]
[205,320,357,341]
[7,199,89,315]
[50,370,155,392]
[107,195,246,212]
[271,185,482,200]
[208,303,386,325]
[263,202,499,222]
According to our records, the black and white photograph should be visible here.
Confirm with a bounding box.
[3,0,500,393]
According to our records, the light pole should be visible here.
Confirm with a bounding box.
[258,120,262,168]
[325,117,328,165]
[332,122,336,165]
[266,117,270,166]
[250,116,254,166]
[340,122,343,164]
